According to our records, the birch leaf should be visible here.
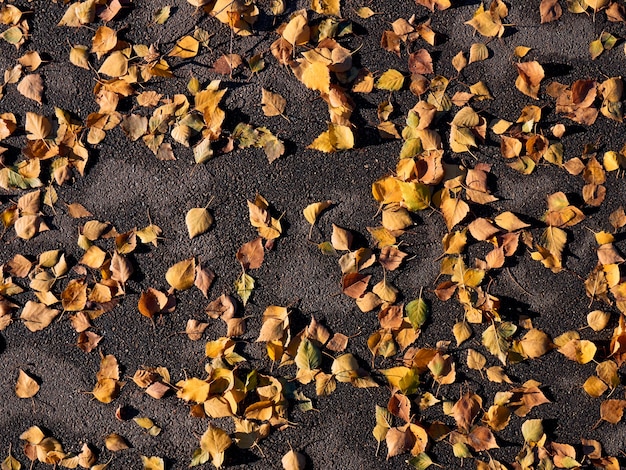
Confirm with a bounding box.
[15,369,39,398]
[186,207,213,238]
[17,74,43,104]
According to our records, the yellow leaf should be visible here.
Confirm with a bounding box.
[583,376,608,397]
[200,424,232,469]
[494,211,529,231]
[372,278,398,303]
[166,258,196,290]
[558,339,597,364]
[453,321,472,346]
[467,349,486,370]
[469,43,488,63]
[282,13,309,46]
[98,51,128,77]
[176,377,210,403]
[440,191,470,231]
[303,200,332,225]
[312,0,340,15]
[282,449,306,470]
[355,6,378,18]
[587,310,610,331]
[169,35,199,59]
[141,456,165,470]
[519,329,552,359]
[293,60,330,93]
[15,369,39,398]
[308,123,354,153]
[186,207,213,238]
[451,51,467,72]
[376,69,404,91]
[465,4,505,37]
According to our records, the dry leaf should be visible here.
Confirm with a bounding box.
[186,207,213,238]
[15,369,39,398]
[261,88,287,118]
[17,74,43,104]
[166,258,196,291]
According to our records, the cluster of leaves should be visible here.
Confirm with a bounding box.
[4,0,626,469]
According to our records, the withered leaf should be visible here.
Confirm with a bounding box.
[261,88,287,118]
[15,369,39,398]
[77,331,103,353]
[186,207,213,239]
[20,301,60,332]
[166,258,196,291]
[236,238,264,270]
[105,433,130,451]
[17,74,43,104]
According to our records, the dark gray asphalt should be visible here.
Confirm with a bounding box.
[1,0,626,468]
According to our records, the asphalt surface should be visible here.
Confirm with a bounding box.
[1,0,626,468]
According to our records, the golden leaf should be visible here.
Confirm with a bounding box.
[282,13,309,46]
[166,258,196,290]
[98,51,128,77]
[186,207,213,238]
[199,424,232,469]
[169,36,199,59]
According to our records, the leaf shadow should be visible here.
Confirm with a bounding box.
[542,63,574,80]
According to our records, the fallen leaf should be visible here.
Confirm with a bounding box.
[17,74,43,104]
[15,369,39,398]
[261,88,287,118]
[282,449,306,470]
[166,258,196,290]
[186,207,213,238]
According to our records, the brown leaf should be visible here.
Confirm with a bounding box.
[467,426,498,451]
[17,74,44,104]
[138,288,168,320]
[213,54,242,75]
[111,252,133,285]
[600,399,626,424]
[408,49,433,75]
[331,224,353,250]
[388,393,411,423]
[540,0,562,23]
[452,392,482,432]
[261,88,287,118]
[378,246,407,271]
[186,319,209,341]
[515,62,544,100]
[206,294,237,320]
[105,433,130,451]
[236,238,265,270]
[195,264,215,298]
[66,202,93,218]
[61,279,88,311]
[342,273,371,299]
[77,331,103,353]
[386,425,415,459]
